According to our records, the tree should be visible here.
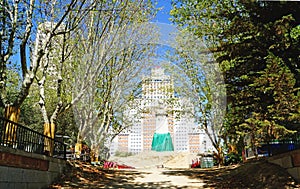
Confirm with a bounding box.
[0,0,94,121]
[171,0,300,158]
[242,53,299,156]
[221,2,300,154]
[0,0,97,154]
[161,30,226,164]
[70,0,158,160]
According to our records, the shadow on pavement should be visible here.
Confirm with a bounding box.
[47,162,192,189]
[162,167,232,188]
[47,160,300,189]
[162,160,300,189]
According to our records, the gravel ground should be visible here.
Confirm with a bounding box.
[48,152,300,189]
[109,151,193,168]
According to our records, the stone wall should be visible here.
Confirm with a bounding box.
[268,149,300,182]
[0,146,66,189]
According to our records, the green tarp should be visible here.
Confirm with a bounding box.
[151,132,174,152]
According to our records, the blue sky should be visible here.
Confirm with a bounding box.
[12,1,175,68]
[148,1,178,69]
[151,1,177,45]
[152,1,173,24]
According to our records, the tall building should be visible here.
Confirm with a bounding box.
[34,22,65,74]
[173,98,195,152]
[112,67,213,155]
[141,67,174,152]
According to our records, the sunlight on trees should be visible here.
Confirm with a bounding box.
[171,0,300,161]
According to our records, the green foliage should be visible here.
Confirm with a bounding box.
[5,64,21,102]
[19,95,44,132]
[291,25,300,40]
[56,109,78,144]
[171,0,300,155]
[70,0,159,153]
[224,152,242,166]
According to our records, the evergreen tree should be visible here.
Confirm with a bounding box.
[171,0,300,155]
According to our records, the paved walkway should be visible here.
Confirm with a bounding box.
[48,165,207,189]
[133,168,205,189]
[48,157,300,189]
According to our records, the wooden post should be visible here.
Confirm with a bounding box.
[43,123,55,156]
[75,142,82,159]
[90,148,99,162]
[4,105,20,144]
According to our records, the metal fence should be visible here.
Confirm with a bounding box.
[0,117,66,159]
[257,140,300,157]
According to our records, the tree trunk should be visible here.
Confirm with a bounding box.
[75,142,82,159]
[90,145,99,162]
[74,135,83,159]
[43,123,55,156]
[4,105,20,144]
[217,146,224,166]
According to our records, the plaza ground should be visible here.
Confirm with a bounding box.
[48,152,300,189]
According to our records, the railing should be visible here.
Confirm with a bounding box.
[0,117,66,159]
[257,140,300,157]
